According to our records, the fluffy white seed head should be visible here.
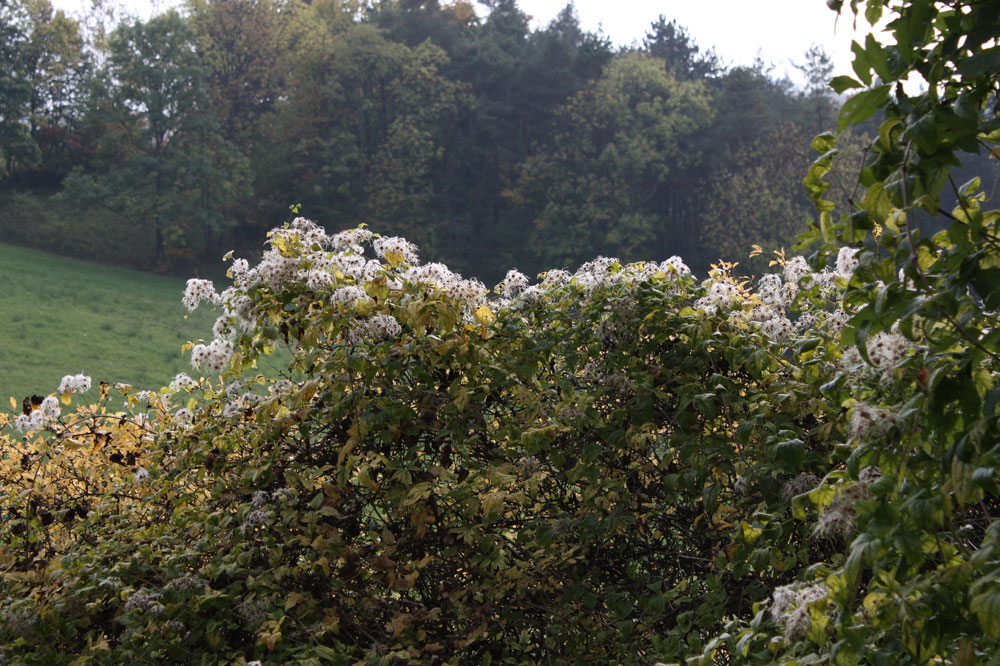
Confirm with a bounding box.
[183,279,219,312]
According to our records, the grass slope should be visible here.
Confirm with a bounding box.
[0,243,226,403]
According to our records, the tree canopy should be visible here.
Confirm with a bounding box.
[1,0,848,279]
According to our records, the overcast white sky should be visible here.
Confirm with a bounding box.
[50,0,882,87]
[523,0,881,85]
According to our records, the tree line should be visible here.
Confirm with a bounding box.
[1,0,844,281]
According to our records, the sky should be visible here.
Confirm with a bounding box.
[49,0,883,87]
[521,0,882,85]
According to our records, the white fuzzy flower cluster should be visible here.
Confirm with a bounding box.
[124,589,164,616]
[240,509,271,535]
[570,256,689,296]
[218,290,256,333]
[164,574,207,593]
[781,473,820,500]
[191,220,698,363]
[42,396,60,418]
[330,285,371,309]
[835,247,859,278]
[347,314,402,344]
[496,269,530,296]
[826,309,851,335]
[783,256,811,285]
[291,217,329,246]
[696,279,740,314]
[190,339,234,373]
[133,390,156,403]
[796,312,819,332]
[660,256,691,277]
[867,331,909,375]
[757,274,787,308]
[444,278,488,310]
[373,236,419,264]
[133,467,150,484]
[759,315,796,343]
[182,279,219,312]
[771,582,830,641]
[258,219,332,287]
[402,262,455,286]
[170,373,197,392]
[848,402,899,440]
[332,227,373,254]
[173,408,193,427]
[540,269,572,287]
[257,252,298,291]
[13,396,62,433]
[59,373,91,394]
[780,255,845,298]
[222,388,262,419]
[815,481,871,538]
[839,330,912,386]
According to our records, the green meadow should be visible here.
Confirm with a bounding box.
[0,243,244,402]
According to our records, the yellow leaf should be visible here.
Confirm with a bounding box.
[9,397,15,410]
[384,250,404,267]
[285,592,307,610]
[480,491,506,517]
[474,304,495,326]
[60,391,72,405]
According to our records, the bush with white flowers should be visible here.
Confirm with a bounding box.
[0,199,997,665]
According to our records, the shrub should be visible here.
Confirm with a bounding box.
[1,216,865,664]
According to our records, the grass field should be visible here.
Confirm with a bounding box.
[0,243,254,403]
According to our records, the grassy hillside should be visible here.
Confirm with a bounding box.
[0,243,240,402]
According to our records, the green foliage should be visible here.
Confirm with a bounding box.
[3,0,855,282]
[0,219,849,664]
[60,9,250,270]
[679,1,1000,664]
[697,126,815,270]
[515,53,714,270]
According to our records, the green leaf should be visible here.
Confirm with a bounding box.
[971,574,1000,638]
[838,85,891,131]
[830,75,863,94]
[958,46,1000,80]
[850,41,873,86]
[972,268,1000,309]
[820,211,836,243]
[811,132,837,154]
[878,118,902,151]
[864,2,882,25]
[864,33,891,82]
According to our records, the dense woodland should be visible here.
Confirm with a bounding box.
[0,0,857,282]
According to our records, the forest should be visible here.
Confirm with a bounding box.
[1,0,855,283]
